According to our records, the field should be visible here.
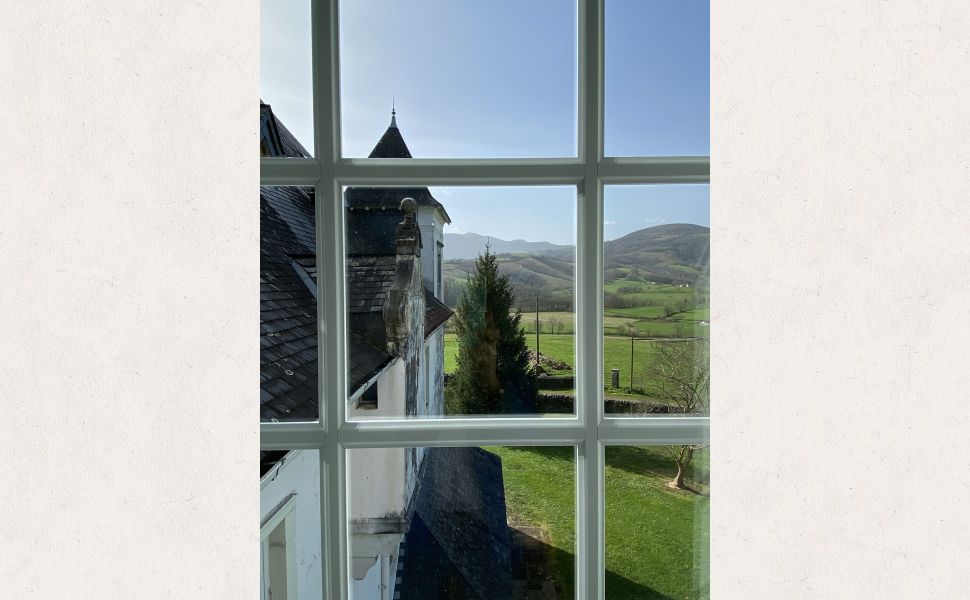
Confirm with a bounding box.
[444,261,710,401]
[488,445,710,599]
[445,332,706,395]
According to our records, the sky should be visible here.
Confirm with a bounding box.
[261,0,709,243]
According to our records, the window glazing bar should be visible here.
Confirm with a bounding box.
[598,156,710,184]
[306,0,346,598]
[259,158,321,185]
[578,0,605,596]
[333,158,585,186]
[260,422,325,450]
[599,417,711,445]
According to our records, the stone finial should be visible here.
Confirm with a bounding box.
[385,197,423,358]
[400,196,416,217]
[394,197,421,257]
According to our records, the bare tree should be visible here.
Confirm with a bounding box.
[548,317,563,335]
[644,341,709,490]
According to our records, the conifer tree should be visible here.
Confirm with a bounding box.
[446,247,536,414]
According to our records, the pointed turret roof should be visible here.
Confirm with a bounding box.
[367,107,413,158]
[346,108,451,224]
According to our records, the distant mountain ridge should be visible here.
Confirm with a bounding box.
[604,223,709,284]
[443,232,571,260]
[442,224,709,307]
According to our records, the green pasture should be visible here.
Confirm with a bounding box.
[487,445,709,600]
[446,332,707,396]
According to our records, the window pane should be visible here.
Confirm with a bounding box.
[348,446,576,599]
[339,0,578,158]
[602,185,709,416]
[605,0,710,157]
[344,185,576,419]
[260,449,322,599]
[605,445,709,599]
[261,0,314,157]
[261,185,319,422]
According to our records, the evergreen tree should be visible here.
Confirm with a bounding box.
[446,247,537,414]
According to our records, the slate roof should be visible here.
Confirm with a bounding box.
[397,447,513,600]
[344,187,450,223]
[260,101,311,158]
[261,185,319,423]
[262,185,400,424]
[424,289,454,335]
[260,104,452,473]
[344,114,451,224]
[346,256,397,313]
[368,118,412,158]
[324,255,453,336]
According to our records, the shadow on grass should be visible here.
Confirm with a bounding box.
[606,569,677,600]
[510,446,710,492]
[512,445,575,464]
[605,446,710,489]
[513,527,672,600]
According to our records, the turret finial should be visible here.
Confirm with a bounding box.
[390,98,397,128]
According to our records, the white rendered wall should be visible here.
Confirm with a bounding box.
[423,327,446,417]
[416,205,444,299]
[352,559,381,600]
[349,447,408,523]
[259,450,322,600]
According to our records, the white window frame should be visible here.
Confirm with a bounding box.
[259,1,710,598]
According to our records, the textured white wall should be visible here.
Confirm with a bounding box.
[349,447,408,523]
[259,451,322,600]
[416,205,444,298]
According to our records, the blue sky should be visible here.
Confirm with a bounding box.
[261,0,709,242]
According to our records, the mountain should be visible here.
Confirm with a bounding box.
[441,224,709,307]
[443,232,572,260]
[604,223,710,284]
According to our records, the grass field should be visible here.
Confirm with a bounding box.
[634,320,710,338]
[677,307,710,321]
[446,332,709,397]
[444,276,709,395]
[605,305,670,319]
[488,445,709,600]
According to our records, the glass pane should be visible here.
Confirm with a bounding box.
[261,0,314,157]
[348,446,576,599]
[344,185,576,419]
[261,185,319,422]
[339,0,577,158]
[605,445,709,599]
[602,185,709,416]
[605,0,710,157]
[260,449,322,599]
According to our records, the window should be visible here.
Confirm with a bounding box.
[260,1,709,598]
[261,495,298,600]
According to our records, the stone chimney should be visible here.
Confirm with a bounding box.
[383,198,423,357]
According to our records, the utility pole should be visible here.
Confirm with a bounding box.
[535,296,540,363]
[630,332,635,390]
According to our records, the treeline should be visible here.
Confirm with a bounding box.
[445,280,574,312]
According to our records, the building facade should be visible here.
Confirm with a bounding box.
[260,105,510,600]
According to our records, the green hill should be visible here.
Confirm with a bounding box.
[604,223,710,286]
[442,224,709,308]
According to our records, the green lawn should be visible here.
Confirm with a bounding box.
[488,445,710,600]
[605,305,670,319]
[445,333,707,397]
[634,320,710,338]
[677,307,710,321]
[516,309,702,339]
